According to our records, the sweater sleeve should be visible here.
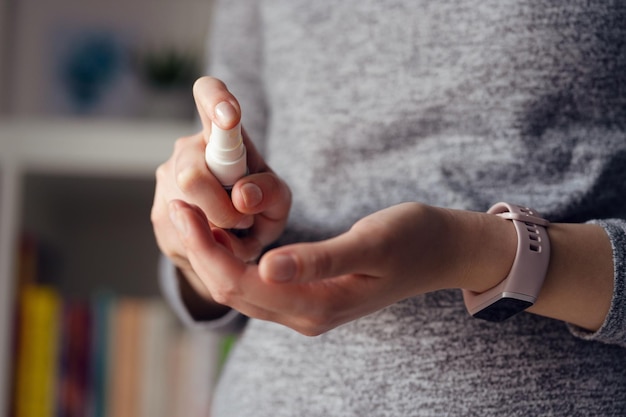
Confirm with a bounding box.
[158,256,248,334]
[567,219,626,347]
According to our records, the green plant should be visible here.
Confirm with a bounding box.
[138,48,200,90]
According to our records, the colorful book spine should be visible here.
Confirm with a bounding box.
[107,298,142,417]
[13,285,62,417]
[90,293,114,417]
[11,284,227,417]
[57,300,92,417]
[138,300,176,417]
[178,330,223,417]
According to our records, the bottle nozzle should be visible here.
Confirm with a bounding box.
[210,123,242,152]
[205,122,247,187]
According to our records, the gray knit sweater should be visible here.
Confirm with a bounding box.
[161,1,626,415]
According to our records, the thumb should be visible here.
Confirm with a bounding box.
[192,76,241,143]
[258,231,373,284]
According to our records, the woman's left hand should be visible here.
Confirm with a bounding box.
[168,199,517,335]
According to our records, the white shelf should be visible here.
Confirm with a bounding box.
[0,117,196,175]
[0,117,196,416]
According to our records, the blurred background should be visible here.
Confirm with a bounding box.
[1,0,212,119]
[0,1,230,417]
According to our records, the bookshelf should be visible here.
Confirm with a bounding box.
[0,117,197,416]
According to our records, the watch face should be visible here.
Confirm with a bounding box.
[472,297,533,322]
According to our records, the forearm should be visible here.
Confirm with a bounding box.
[527,222,613,331]
[453,208,614,331]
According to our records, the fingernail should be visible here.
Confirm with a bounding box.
[235,215,254,229]
[169,204,189,236]
[215,101,238,127]
[241,183,263,208]
[269,254,297,282]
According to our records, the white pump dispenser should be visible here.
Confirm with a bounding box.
[205,122,247,188]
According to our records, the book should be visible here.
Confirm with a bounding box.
[138,300,176,417]
[13,284,62,417]
[57,300,92,417]
[178,329,223,417]
[90,292,115,417]
[106,298,143,417]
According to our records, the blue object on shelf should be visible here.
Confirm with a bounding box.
[61,33,124,113]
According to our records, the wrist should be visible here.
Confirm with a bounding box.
[445,207,518,293]
[464,203,551,321]
[176,268,231,321]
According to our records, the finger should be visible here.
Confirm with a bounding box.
[152,165,189,263]
[173,134,253,229]
[211,227,234,253]
[193,77,241,144]
[221,230,264,262]
[231,173,292,246]
[232,173,291,218]
[168,199,282,320]
[169,199,250,299]
[258,227,376,284]
[193,83,267,175]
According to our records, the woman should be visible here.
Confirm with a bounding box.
[152,1,626,415]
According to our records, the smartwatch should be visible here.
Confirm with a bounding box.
[464,202,551,322]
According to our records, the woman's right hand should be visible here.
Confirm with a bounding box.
[151,76,292,303]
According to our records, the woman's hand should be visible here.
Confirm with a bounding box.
[151,77,291,305]
[167,200,518,335]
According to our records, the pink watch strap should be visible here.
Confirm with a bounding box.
[465,202,551,321]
